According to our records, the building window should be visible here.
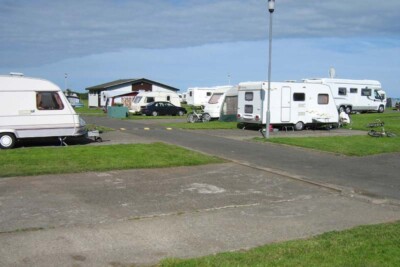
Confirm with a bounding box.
[338,87,347,96]
[350,88,358,93]
[318,94,329,105]
[245,92,253,101]
[36,92,64,110]
[293,93,305,101]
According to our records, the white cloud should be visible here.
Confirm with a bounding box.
[1,0,399,67]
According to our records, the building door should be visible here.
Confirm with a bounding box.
[281,86,291,122]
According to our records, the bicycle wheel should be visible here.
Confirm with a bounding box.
[368,130,382,137]
[386,132,397,138]
[187,113,198,123]
[202,113,211,122]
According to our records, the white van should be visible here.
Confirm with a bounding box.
[129,91,181,114]
[303,78,387,113]
[237,81,339,130]
[0,74,86,149]
[203,86,238,120]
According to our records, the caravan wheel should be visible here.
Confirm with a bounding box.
[294,121,304,131]
[345,106,352,114]
[0,133,16,149]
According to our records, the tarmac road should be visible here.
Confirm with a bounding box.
[84,116,400,202]
[1,116,400,266]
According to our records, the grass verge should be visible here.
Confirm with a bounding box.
[160,221,400,267]
[163,121,238,129]
[0,143,224,177]
[256,111,400,156]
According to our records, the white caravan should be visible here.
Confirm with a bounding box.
[237,81,339,131]
[203,85,238,120]
[186,87,216,106]
[0,74,86,149]
[303,78,386,113]
[129,91,181,113]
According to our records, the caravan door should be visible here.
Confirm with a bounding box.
[281,86,291,122]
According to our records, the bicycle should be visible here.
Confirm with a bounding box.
[187,107,211,123]
[366,119,396,137]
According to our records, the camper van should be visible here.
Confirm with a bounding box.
[303,78,387,113]
[186,87,215,107]
[129,91,181,114]
[203,86,238,120]
[237,81,339,131]
[0,74,86,149]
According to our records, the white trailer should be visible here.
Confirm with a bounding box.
[129,91,181,114]
[186,87,215,106]
[203,85,238,120]
[303,78,387,113]
[237,81,339,131]
[0,74,86,149]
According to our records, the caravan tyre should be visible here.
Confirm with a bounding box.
[345,106,352,114]
[294,121,304,131]
[0,133,16,149]
[339,106,345,113]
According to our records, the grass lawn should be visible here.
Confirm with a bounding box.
[257,111,400,156]
[75,99,106,116]
[160,221,400,267]
[0,143,223,177]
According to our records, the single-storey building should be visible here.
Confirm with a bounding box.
[86,78,180,107]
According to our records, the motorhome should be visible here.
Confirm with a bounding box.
[237,81,339,131]
[203,85,238,120]
[0,74,86,149]
[303,78,386,113]
[186,87,215,106]
[129,91,181,114]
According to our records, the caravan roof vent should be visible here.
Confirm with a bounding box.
[9,72,24,77]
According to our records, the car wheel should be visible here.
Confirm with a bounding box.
[0,133,16,149]
[178,110,184,116]
[152,111,158,116]
[294,121,304,131]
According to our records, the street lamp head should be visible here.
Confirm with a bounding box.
[268,0,275,13]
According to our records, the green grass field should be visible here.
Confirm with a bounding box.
[160,221,400,267]
[0,143,223,177]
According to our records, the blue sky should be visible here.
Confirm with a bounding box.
[1,0,399,96]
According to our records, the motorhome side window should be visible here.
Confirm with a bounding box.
[318,94,329,105]
[36,92,64,110]
[350,88,358,93]
[361,88,371,96]
[245,92,253,101]
[338,87,347,95]
[293,93,305,101]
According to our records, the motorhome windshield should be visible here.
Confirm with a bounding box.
[208,93,223,104]
[134,96,142,103]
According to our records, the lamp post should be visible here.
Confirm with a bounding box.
[265,0,275,138]
[64,73,68,91]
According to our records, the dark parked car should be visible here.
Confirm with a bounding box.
[140,101,187,116]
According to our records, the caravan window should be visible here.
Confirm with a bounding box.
[361,88,371,96]
[244,105,253,113]
[338,87,347,96]
[208,93,223,104]
[133,96,142,103]
[350,88,358,93]
[167,95,171,101]
[146,97,155,103]
[318,94,329,105]
[293,93,305,101]
[245,92,253,101]
[36,92,64,110]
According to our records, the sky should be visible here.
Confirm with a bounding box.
[1,0,399,96]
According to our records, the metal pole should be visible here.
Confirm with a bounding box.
[265,11,273,138]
